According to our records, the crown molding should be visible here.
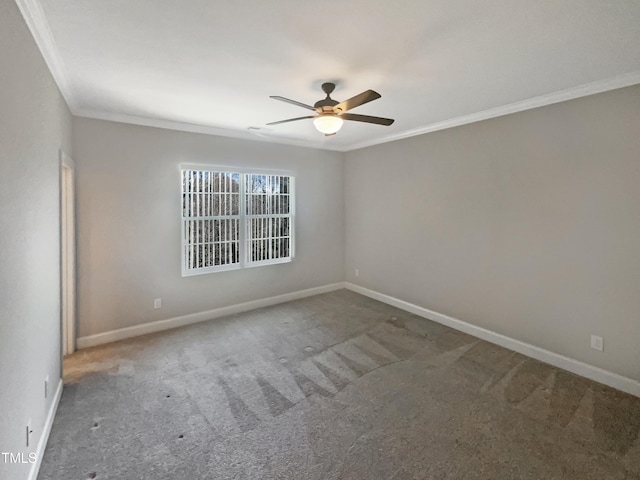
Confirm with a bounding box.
[15,0,78,110]
[76,71,640,153]
[74,107,345,152]
[344,71,640,152]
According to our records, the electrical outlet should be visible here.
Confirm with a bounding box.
[591,335,604,352]
[153,298,162,309]
[26,419,33,447]
[355,268,359,277]
[45,375,49,398]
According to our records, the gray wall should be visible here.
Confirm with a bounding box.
[73,118,344,338]
[345,84,640,382]
[0,1,72,479]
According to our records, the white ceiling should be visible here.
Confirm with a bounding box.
[18,0,640,151]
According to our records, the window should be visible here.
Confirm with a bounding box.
[181,166,294,275]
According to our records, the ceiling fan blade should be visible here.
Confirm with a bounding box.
[266,116,316,126]
[340,113,394,126]
[333,90,381,113]
[270,96,317,111]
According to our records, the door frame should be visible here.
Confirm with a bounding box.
[60,150,76,357]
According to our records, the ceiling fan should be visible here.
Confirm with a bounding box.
[267,82,394,136]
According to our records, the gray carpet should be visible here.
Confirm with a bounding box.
[39,290,640,479]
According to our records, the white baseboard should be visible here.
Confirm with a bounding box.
[77,282,346,349]
[345,282,640,398]
[76,281,640,397]
[28,378,63,480]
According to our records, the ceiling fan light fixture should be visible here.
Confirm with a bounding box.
[313,115,343,134]
[268,84,393,132]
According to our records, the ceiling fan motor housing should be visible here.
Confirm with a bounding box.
[267,82,394,131]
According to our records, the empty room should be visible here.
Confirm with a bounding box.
[2,1,640,479]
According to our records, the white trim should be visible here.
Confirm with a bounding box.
[73,108,341,151]
[60,150,74,169]
[15,0,78,110]
[28,378,63,480]
[345,71,640,152]
[60,151,76,356]
[344,282,640,398]
[77,282,346,349]
[180,164,295,177]
[73,72,640,153]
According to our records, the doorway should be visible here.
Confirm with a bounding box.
[61,151,76,357]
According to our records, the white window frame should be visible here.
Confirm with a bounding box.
[181,164,295,276]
